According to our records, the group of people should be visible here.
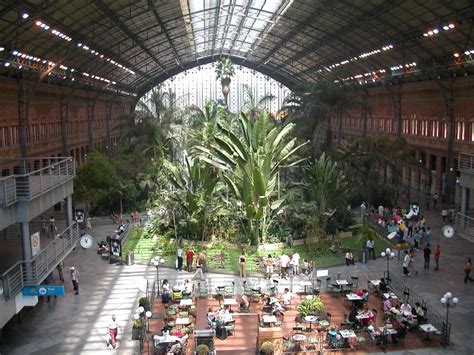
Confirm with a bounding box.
[174,247,207,281]
[161,278,194,303]
[262,252,313,280]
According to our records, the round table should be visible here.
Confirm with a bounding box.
[304,316,319,330]
[292,334,307,342]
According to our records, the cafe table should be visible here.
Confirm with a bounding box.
[419,324,438,341]
[175,317,190,328]
[383,292,398,300]
[179,299,193,307]
[223,298,239,312]
[336,279,348,286]
[304,315,319,330]
[262,315,277,326]
[300,281,313,294]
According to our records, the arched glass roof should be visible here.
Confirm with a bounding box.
[0,0,473,96]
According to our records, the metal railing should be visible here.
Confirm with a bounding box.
[0,222,80,299]
[454,212,474,239]
[0,157,75,206]
[458,153,474,174]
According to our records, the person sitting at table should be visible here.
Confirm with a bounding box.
[281,288,293,306]
[162,279,171,294]
[383,296,392,313]
[390,304,401,316]
[348,306,359,323]
[183,279,193,295]
[382,317,398,344]
[207,307,216,327]
[239,294,250,310]
[378,278,389,292]
[400,301,412,315]
[415,302,425,322]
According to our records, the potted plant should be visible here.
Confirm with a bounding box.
[139,297,151,312]
[215,57,235,106]
[132,319,143,340]
[196,344,210,355]
[298,296,324,318]
[260,341,274,354]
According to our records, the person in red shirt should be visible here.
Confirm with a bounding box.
[434,245,441,271]
[186,248,195,272]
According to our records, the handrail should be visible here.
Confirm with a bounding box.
[0,157,75,203]
[0,222,80,299]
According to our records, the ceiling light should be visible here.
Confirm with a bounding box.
[443,25,449,31]
[0,47,4,52]
[433,28,439,34]
[453,53,460,58]
[423,33,429,37]
[21,13,29,19]
[35,21,42,26]
[465,50,470,55]
[428,31,434,36]
[77,43,82,47]
[4,62,10,67]
[448,24,455,29]
[470,50,474,54]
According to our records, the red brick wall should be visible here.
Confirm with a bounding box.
[0,77,135,170]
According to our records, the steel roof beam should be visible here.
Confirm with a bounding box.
[148,0,183,69]
[94,0,168,75]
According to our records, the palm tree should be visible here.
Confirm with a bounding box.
[196,111,308,245]
[299,153,350,236]
[215,57,235,106]
[241,84,276,120]
[283,78,352,156]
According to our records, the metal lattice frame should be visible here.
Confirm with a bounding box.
[0,0,473,96]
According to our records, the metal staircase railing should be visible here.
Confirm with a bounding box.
[454,212,474,239]
[0,157,75,206]
[0,223,80,299]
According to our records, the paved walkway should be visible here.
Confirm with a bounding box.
[0,200,473,354]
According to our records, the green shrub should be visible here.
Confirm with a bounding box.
[196,344,210,354]
[260,341,274,354]
[298,296,324,318]
[139,297,151,312]
[132,319,143,329]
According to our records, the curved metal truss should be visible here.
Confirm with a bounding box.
[0,0,473,96]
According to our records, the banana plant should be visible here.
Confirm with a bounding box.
[163,157,224,241]
[196,111,308,245]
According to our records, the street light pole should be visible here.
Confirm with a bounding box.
[441,292,458,347]
[381,248,395,283]
[152,256,165,295]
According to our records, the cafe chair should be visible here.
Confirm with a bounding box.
[340,313,355,329]
[243,281,253,296]
[350,276,359,290]
[197,281,208,298]
[224,320,236,337]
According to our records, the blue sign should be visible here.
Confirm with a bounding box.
[22,285,65,297]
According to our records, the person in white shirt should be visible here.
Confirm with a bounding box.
[400,302,412,315]
[107,315,121,349]
[291,252,300,275]
[345,251,354,266]
[366,238,375,260]
[70,267,80,295]
[281,288,293,306]
[402,250,411,276]
[280,253,290,279]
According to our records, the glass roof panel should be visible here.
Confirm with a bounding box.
[186,0,293,54]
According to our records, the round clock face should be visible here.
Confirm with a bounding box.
[442,225,455,239]
[80,234,94,248]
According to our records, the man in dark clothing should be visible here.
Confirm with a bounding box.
[423,245,431,269]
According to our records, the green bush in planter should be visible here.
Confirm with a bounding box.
[260,341,274,354]
[132,319,143,329]
[139,297,151,312]
[196,344,210,354]
[298,296,324,318]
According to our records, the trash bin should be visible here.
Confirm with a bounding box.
[359,249,367,264]
[127,251,134,266]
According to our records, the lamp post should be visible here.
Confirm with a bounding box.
[440,292,458,346]
[381,248,395,283]
[152,256,165,295]
[145,311,152,333]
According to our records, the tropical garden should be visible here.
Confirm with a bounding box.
[73,58,415,273]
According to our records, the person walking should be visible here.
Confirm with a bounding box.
[45,272,56,302]
[423,245,431,270]
[265,254,274,279]
[291,252,300,275]
[176,246,183,271]
[402,251,411,276]
[432,192,439,210]
[70,267,80,295]
[441,209,448,224]
[424,227,432,246]
[49,216,56,238]
[408,248,418,275]
[434,245,441,270]
[193,252,205,281]
[464,257,473,283]
[280,253,290,279]
[57,260,64,282]
[186,247,195,272]
[239,250,246,278]
[345,250,355,266]
[366,238,376,260]
[106,314,121,349]
[360,201,367,220]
